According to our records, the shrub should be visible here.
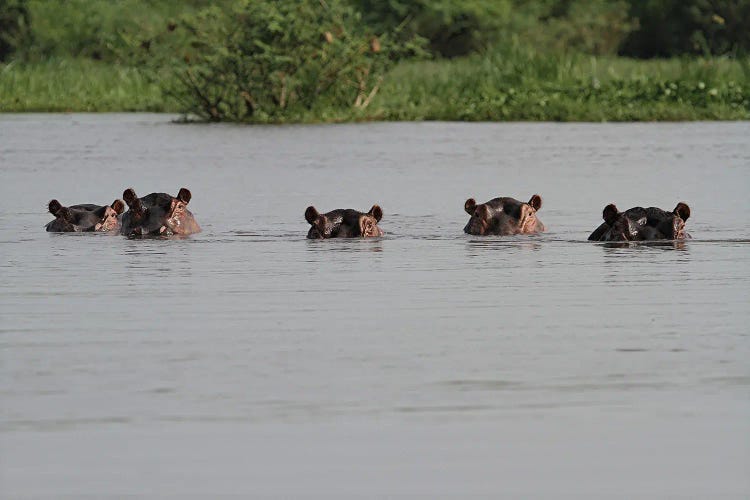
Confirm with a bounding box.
[621,0,750,57]
[163,0,395,122]
[0,0,31,61]
[532,0,637,56]
[350,0,513,57]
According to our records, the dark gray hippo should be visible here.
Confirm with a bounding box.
[120,188,201,237]
[45,199,125,232]
[305,205,383,239]
[464,195,545,235]
[588,202,691,241]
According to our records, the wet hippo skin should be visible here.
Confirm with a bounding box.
[464,195,545,235]
[45,199,125,232]
[305,205,384,239]
[120,188,201,237]
[588,202,691,241]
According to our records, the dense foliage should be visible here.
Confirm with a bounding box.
[621,0,750,57]
[157,0,393,121]
[0,0,31,61]
[1,0,748,121]
[6,0,750,61]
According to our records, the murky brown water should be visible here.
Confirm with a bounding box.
[1,115,749,497]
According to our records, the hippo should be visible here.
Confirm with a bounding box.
[463,195,545,235]
[120,188,201,237]
[588,202,691,241]
[45,199,125,232]
[304,205,383,239]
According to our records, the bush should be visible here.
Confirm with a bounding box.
[163,0,395,122]
[0,0,31,61]
[22,0,211,61]
[621,0,750,57]
[531,0,636,56]
[350,0,513,57]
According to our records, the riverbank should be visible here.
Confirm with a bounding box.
[1,55,748,121]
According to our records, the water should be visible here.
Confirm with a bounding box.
[1,115,749,497]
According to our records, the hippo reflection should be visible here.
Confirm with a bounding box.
[45,199,125,232]
[588,202,691,241]
[120,188,201,237]
[305,205,383,239]
[464,195,545,235]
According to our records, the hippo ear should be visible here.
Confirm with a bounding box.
[368,204,383,222]
[673,202,690,221]
[123,188,138,206]
[528,194,542,211]
[305,206,320,225]
[464,198,477,215]
[48,199,63,215]
[603,204,619,225]
[111,199,126,215]
[177,188,191,204]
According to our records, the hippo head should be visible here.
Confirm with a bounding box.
[121,188,201,237]
[664,202,691,240]
[46,199,125,232]
[305,205,383,239]
[598,204,644,241]
[592,202,691,241]
[463,195,545,236]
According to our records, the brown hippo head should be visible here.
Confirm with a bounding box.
[45,199,125,232]
[588,202,691,241]
[463,195,545,236]
[120,188,201,237]
[305,205,384,239]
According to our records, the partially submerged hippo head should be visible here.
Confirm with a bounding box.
[588,202,691,241]
[464,195,545,235]
[45,199,125,232]
[305,205,383,239]
[120,188,201,237]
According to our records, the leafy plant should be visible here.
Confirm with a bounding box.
[0,0,31,61]
[350,0,513,57]
[162,0,395,122]
[621,0,750,57]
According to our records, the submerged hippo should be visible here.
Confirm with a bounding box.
[45,199,125,232]
[464,195,545,235]
[588,202,691,241]
[120,188,201,237]
[305,205,383,239]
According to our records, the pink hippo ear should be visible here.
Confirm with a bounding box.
[528,194,542,211]
[305,206,320,225]
[48,199,63,215]
[368,204,383,222]
[177,188,192,204]
[111,199,126,215]
[464,198,477,215]
[673,202,690,221]
[603,204,619,225]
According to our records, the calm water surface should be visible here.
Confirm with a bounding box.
[1,115,749,497]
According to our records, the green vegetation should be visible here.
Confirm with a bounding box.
[0,58,167,112]
[163,0,394,122]
[1,0,749,122]
[377,53,750,122]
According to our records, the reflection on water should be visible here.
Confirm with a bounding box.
[599,240,689,251]
[1,116,749,496]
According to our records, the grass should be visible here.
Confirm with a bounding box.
[0,58,175,112]
[368,52,750,122]
[1,53,749,121]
